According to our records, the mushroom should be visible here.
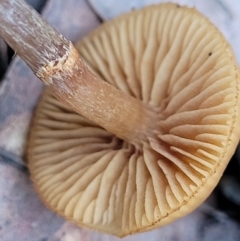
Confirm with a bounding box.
[26,3,240,237]
[0,0,239,238]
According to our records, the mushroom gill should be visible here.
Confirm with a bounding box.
[28,3,240,237]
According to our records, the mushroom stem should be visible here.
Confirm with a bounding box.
[0,0,157,146]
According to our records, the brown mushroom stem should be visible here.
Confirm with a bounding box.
[0,0,157,146]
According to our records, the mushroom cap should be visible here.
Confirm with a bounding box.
[28,3,240,237]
